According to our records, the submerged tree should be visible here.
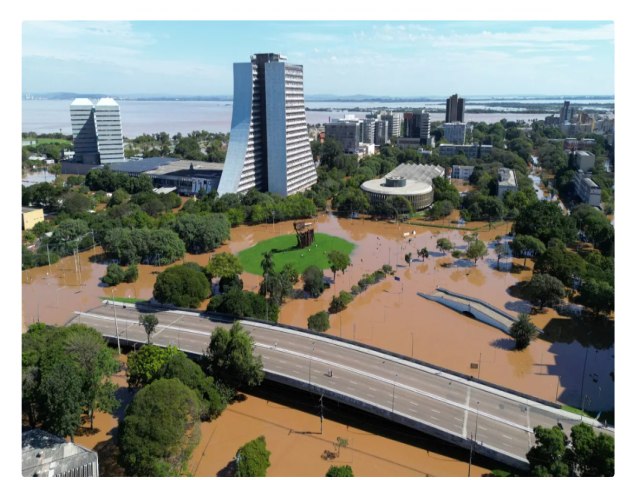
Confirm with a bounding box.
[509,313,538,350]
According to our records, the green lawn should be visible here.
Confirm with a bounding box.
[237,233,356,275]
[25,138,73,147]
[101,296,147,304]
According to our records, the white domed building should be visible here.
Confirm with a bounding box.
[360,163,445,211]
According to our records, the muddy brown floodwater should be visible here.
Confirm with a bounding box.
[22,211,614,476]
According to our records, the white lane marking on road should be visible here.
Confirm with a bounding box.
[479,425,487,431]
[349,380,358,385]
[454,417,462,422]
[431,409,441,414]
[430,415,439,421]
[368,386,377,391]
[502,434,513,440]
[409,401,418,406]
[408,408,418,413]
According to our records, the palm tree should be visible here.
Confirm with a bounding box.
[509,313,538,350]
[417,247,429,262]
[260,250,276,277]
[404,252,412,268]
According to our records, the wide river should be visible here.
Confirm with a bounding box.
[23,100,563,138]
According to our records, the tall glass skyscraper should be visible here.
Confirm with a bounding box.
[218,53,317,196]
[69,98,124,164]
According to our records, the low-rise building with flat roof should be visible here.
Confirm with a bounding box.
[22,207,44,230]
[451,165,475,180]
[497,168,518,198]
[573,170,602,206]
[109,157,224,195]
[573,150,596,172]
[22,429,99,477]
[439,143,492,159]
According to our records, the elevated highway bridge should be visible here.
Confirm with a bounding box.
[68,302,610,471]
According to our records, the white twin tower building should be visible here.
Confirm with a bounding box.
[70,97,124,164]
[69,53,317,196]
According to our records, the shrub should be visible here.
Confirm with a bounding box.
[102,263,125,286]
[308,311,330,332]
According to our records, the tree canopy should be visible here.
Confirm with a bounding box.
[171,213,230,254]
[235,435,271,477]
[119,378,202,476]
[204,322,264,389]
[526,423,613,477]
[206,252,243,279]
[22,324,119,438]
[153,263,211,308]
[509,313,538,350]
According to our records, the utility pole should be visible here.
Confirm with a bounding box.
[319,394,324,434]
[111,290,121,355]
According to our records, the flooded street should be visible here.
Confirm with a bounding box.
[23,211,614,475]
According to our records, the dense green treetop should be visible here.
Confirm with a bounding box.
[235,435,271,477]
[119,378,202,476]
[206,252,243,279]
[204,322,264,389]
[514,201,577,245]
[153,263,211,308]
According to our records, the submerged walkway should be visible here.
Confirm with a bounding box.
[418,288,543,335]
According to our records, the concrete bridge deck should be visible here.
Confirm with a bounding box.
[68,302,606,471]
[419,288,543,335]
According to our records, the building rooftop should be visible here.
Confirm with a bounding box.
[96,97,119,107]
[385,163,445,184]
[583,177,599,189]
[361,177,433,196]
[498,168,517,187]
[22,206,43,214]
[70,98,93,107]
[109,157,224,177]
[576,150,595,157]
[22,429,98,477]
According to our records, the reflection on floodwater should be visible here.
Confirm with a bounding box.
[23,211,614,475]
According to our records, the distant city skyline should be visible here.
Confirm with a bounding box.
[22,21,614,97]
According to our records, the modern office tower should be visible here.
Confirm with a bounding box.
[374,119,389,145]
[362,118,376,144]
[443,122,466,145]
[381,112,402,138]
[94,98,125,164]
[403,110,431,144]
[69,97,125,164]
[560,100,574,123]
[70,98,99,164]
[324,115,363,153]
[445,94,465,123]
[218,53,317,196]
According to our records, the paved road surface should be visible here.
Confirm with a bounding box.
[68,302,610,468]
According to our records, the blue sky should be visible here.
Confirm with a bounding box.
[22,21,614,97]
